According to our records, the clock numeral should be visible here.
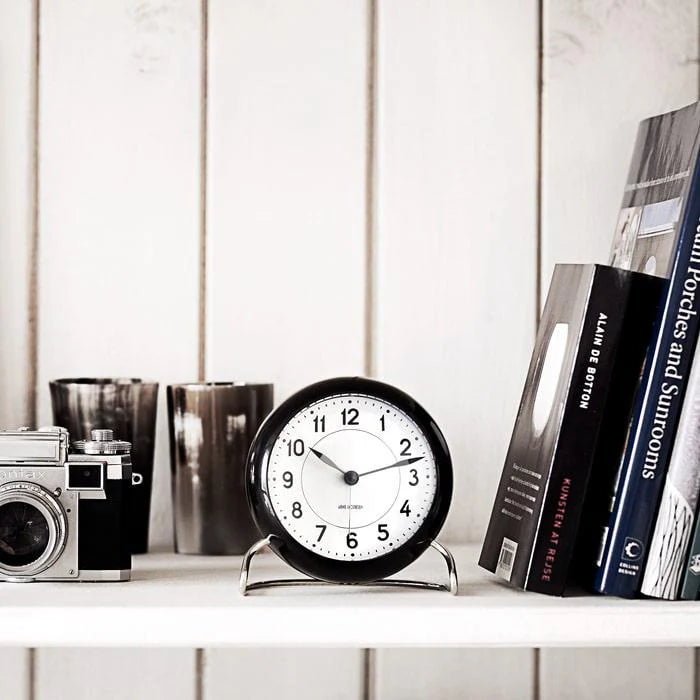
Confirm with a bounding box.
[292,501,303,519]
[380,414,386,431]
[377,524,389,541]
[400,500,411,517]
[399,438,412,456]
[313,415,326,433]
[346,532,358,549]
[282,471,294,488]
[315,524,327,541]
[341,408,359,426]
[408,468,419,486]
[287,439,305,457]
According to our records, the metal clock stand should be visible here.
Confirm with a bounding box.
[239,535,459,596]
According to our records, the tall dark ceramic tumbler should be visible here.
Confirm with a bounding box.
[167,382,273,555]
[49,378,159,554]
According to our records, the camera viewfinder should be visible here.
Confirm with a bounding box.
[67,463,103,490]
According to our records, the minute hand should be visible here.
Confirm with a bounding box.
[360,456,424,478]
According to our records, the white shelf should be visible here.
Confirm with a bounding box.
[0,544,698,648]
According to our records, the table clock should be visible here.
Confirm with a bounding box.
[239,377,457,594]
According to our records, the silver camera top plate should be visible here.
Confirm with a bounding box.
[0,428,68,465]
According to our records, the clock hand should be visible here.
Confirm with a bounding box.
[360,456,424,478]
[309,447,346,476]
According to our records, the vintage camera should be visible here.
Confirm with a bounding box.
[0,427,132,582]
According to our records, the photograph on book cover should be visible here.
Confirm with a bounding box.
[643,323,700,599]
[610,198,682,277]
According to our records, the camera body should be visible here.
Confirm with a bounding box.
[0,427,132,582]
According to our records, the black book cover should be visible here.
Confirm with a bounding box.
[574,272,664,589]
[479,264,663,594]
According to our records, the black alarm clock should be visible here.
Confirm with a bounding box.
[246,377,453,584]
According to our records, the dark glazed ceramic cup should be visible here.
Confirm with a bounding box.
[167,382,273,554]
[49,377,159,554]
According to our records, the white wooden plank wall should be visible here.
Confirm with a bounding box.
[0,649,29,700]
[540,0,700,292]
[0,1,698,699]
[203,649,364,700]
[35,648,196,700]
[540,648,695,700]
[35,0,201,554]
[203,0,368,694]
[0,0,35,693]
[0,0,34,429]
[34,0,201,697]
[374,648,534,700]
[375,0,538,548]
[372,0,538,693]
[205,0,367,397]
[539,0,699,697]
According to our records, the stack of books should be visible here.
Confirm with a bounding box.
[480,101,700,599]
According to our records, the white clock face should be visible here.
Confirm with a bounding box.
[266,393,438,561]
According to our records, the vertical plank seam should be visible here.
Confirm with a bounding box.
[27,0,41,427]
[197,0,209,382]
[195,648,204,700]
[533,648,540,700]
[363,647,375,700]
[363,0,378,377]
[27,9,40,696]
[535,0,544,325]
[196,0,208,684]
[363,0,378,690]
[28,648,35,700]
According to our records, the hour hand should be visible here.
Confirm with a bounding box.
[361,456,424,477]
[309,447,346,475]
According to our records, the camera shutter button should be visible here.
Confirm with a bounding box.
[72,429,131,455]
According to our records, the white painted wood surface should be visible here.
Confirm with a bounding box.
[0,547,697,648]
[374,0,538,544]
[0,0,34,429]
[0,649,29,700]
[203,649,363,700]
[375,648,534,700]
[539,0,700,697]
[540,0,699,293]
[35,0,202,552]
[540,648,695,700]
[205,0,367,399]
[35,648,195,700]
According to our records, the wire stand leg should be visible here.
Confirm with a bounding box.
[239,537,458,596]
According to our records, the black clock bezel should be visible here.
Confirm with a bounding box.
[246,376,453,583]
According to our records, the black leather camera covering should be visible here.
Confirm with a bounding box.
[78,476,131,572]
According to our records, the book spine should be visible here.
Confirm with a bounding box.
[595,166,700,597]
[641,332,700,599]
[572,273,663,590]
[527,269,624,594]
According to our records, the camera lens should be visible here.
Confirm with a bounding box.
[0,502,50,567]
